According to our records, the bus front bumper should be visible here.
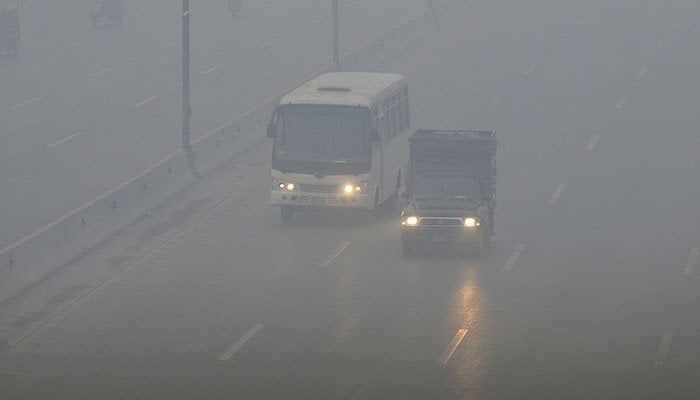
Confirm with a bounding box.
[271,191,372,210]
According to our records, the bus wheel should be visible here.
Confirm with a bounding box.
[280,206,295,224]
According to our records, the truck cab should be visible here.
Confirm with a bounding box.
[400,130,496,256]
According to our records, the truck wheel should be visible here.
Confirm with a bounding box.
[280,206,295,224]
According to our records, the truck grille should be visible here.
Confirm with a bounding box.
[419,218,463,227]
[299,184,340,193]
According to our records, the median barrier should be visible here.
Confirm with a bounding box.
[0,150,196,303]
[0,0,471,304]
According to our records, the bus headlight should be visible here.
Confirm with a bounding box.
[403,216,419,226]
[343,181,369,194]
[273,179,296,191]
[464,217,480,227]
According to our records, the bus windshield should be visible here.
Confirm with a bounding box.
[273,105,371,172]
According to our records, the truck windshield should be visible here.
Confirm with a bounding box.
[411,175,481,202]
[273,105,371,170]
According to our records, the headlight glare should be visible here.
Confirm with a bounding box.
[273,179,296,191]
[405,216,419,226]
[464,217,479,227]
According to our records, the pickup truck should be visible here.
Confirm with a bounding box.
[400,129,496,256]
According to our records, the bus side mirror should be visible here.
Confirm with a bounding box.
[266,121,276,138]
[400,192,409,199]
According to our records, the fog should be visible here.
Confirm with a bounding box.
[1,0,699,398]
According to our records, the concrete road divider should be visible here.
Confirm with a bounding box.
[0,151,196,303]
[0,0,470,304]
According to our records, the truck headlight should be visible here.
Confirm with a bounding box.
[273,179,296,191]
[403,216,419,226]
[343,181,369,194]
[464,217,480,227]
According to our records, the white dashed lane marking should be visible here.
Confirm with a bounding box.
[319,241,351,267]
[585,134,601,151]
[202,64,225,75]
[524,63,537,76]
[502,245,525,272]
[218,323,264,361]
[654,332,674,369]
[637,65,647,78]
[490,94,502,107]
[56,43,78,53]
[92,66,117,78]
[548,183,568,205]
[614,97,627,110]
[260,38,279,49]
[552,38,566,48]
[685,248,699,274]
[436,329,468,365]
[133,94,161,108]
[10,96,42,111]
[307,17,324,26]
[159,41,177,51]
[48,131,83,148]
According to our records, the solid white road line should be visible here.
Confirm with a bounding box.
[654,332,674,369]
[133,94,161,108]
[319,241,351,267]
[490,94,502,107]
[307,17,325,26]
[685,248,699,274]
[48,131,83,148]
[548,183,568,205]
[218,323,264,361]
[159,41,177,50]
[614,97,627,110]
[436,329,468,365]
[585,134,601,151]
[260,38,279,49]
[637,65,647,78]
[10,96,42,111]
[202,64,225,75]
[502,245,525,272]
[56,42,78,53]
[524,63,537,76]
[92,66,117,78]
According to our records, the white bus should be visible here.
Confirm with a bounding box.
[267,72,411,223]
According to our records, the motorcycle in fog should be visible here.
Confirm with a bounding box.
[89,0,124,27]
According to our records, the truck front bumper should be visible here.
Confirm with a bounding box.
[401,227,483,246]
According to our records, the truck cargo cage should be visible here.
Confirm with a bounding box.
[408,129,497,199]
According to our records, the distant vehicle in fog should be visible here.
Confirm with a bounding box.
[0,0,20,56]
[89,0,124,27]
[400,129,497,256]
[267,72,411,224]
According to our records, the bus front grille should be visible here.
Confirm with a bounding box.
[299,184,340,193]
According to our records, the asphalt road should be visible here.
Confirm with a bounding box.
[0,0,429,249]
[2,0,700,399]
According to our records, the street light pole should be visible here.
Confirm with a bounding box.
[182,0,200,178]
[182,0,191,152]
[332,0,340,71]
